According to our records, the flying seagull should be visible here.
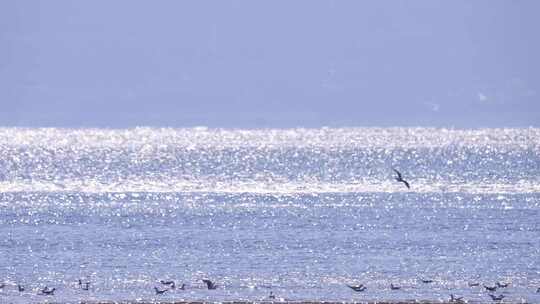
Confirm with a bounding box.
[154,287,168,295]
[393,168,410,189]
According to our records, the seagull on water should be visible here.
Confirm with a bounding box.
[450,294,464,303]
[202,279,218,290]
[160,280,176,289]
[79,279,90,290]
[496,281,509,288]
[393,168,410,189]
[40,287,56,295]
[154,287,167,295]
[390,283,401,290]
[420,279,433,284]
[468,282,479,287]
[489,294,505,301]
[18,284,25,292]
[347,284,366,292]
[484,285,497,292]
[269,291,276,299]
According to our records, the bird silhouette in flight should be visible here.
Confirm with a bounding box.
[393,168,410,189]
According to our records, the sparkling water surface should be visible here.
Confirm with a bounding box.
[0,127,539,303]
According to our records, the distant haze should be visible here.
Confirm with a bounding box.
[1,1,539,128]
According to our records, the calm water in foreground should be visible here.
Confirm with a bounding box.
[0,127,539,303]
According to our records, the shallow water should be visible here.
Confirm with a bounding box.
[0,127,539,303]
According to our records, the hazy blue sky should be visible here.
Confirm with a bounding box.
[1,1,539,128]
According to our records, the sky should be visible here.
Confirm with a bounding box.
[1,0,539,128]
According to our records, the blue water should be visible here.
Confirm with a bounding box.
[0,127,539,303]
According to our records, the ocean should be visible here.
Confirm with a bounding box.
[0,127,539,303]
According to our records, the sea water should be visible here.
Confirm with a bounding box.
[0,127,539,303]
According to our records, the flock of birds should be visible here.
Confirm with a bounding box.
[0,169,410,297]
[1,168,537,302]
[0,279,210,296]
[2,278,540,302]
[344,280,540,303]
[0,279,213,296]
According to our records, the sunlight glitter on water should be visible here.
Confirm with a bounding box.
[1,127,539,195]
[0,127,539,303]
[0,179,539,194]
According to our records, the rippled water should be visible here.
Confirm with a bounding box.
[0,127,539,303]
